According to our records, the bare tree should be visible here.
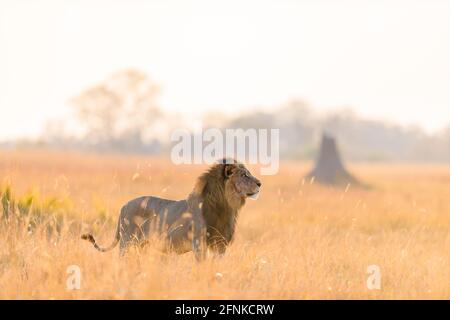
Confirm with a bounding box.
[70,69,161,149]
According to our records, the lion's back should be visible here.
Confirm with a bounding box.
[121,195,188,230]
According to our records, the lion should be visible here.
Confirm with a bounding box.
[81,159,261,259]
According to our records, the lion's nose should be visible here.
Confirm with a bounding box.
[256,180,262,187]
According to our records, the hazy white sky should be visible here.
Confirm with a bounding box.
[1,0,450,139]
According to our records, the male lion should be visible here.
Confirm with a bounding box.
[81,159,261,259]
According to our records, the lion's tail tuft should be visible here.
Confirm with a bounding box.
[81,227,120,252]
[81,233,95,243]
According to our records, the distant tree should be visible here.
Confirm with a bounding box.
[436,126,450,161]
[70,69,161,149]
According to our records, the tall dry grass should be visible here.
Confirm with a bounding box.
[0,150,449,299]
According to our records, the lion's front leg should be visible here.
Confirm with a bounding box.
[191,211,207,262]
[208,238,228,257]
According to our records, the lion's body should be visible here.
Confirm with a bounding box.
[82,160,261,259]
[119,196,192,254]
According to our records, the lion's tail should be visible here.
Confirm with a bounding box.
[81,219,120,252]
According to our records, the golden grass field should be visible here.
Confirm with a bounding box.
[0,149,449,299]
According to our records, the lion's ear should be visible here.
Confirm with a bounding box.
[219,157,237,165]
[224,164,237,178]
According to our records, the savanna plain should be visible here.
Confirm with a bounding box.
[0,150,449,299]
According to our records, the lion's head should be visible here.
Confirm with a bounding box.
[187,159,261,251]
[222,159,261,200]
[192,158,262,205]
